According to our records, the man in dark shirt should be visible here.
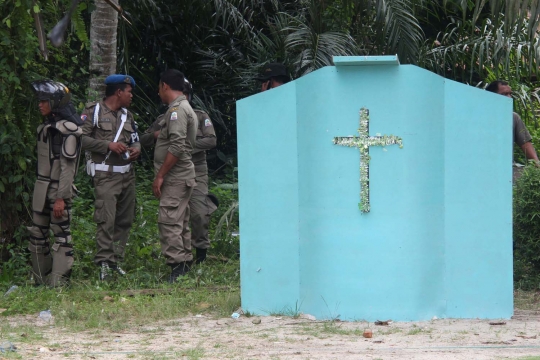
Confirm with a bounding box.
[486,80,539,180]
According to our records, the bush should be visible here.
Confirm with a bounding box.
[514,164,540,289]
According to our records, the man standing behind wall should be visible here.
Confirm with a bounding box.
[153,69,198,282]
[81,75,141,281]
[486,80,539,180]
[256,63,290,92]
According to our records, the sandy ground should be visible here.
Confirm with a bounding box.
[3,310,540,359]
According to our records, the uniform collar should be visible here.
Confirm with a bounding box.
[99,100,124,115]
[170,95,187,107]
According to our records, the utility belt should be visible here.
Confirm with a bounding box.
[86,161,131,176]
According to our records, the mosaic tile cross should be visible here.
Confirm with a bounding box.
[333,108,403,213]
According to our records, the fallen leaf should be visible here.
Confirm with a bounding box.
[103,296,114,302]
[373,340,384,343]
[489,321,506,326]
[375,320,391,326]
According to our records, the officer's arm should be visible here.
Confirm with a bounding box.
[193,114,217,154]
[193,135,217,154]
[166,109,188,160]
[139,120,160,149]
[521,142,540,162]
[57,154,77,200]
[57,131,80,201]
[80,109,110,154]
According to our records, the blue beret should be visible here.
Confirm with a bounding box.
[104,74,136,88]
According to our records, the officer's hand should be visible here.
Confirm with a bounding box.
[108,142,128,154]
[53,198,65,219]
[128,147,141,161]
[153,131,160,139]
[153,176,164,198]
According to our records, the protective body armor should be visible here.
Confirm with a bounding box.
[36,120,82,184]
[29,118,82,287]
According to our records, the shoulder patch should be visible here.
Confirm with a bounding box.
[170,112,178,121]
[81,114,88,122]
[204,119,212,127]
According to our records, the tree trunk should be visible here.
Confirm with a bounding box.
[89,0,118,100]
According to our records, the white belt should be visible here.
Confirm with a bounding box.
[94,163,131,173]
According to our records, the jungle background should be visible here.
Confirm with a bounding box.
[3,0,540,291]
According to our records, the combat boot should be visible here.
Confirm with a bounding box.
[28,244,52,286]
[99,262,111,281]
[169,262,190,283]
[49,244,74,287]
[110,264,126,276]
[194,247,207,264]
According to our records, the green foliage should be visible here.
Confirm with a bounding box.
[0,259,240,325]
[0,0,89,256]
[514,165,540,289]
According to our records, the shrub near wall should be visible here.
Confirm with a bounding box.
[514,164,540,289]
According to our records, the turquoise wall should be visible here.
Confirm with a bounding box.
[237,58,513,321]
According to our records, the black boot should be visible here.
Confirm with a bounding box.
[195,247,207,264]
[169,262,190,283]
[110,264,126,276]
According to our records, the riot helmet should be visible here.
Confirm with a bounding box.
[31,80,82,125]
[183,77,193,103]
[31,80,72,111]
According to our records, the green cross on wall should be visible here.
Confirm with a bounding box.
[333,108,403,213]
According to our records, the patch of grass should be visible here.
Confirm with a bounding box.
[321,322,363,336]
[514,290,540,310]
[407,326,432,335]
[517,357,540,360]
[0,260,240,333]
[181,347,205,360]
[378,327,403,335]
[266,300,302,318]
[0,324,45,343]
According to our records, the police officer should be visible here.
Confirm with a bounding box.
[139,78,218,264]
[80,75,141,281]
[183,79,218,264]
[153,69,197,282]
[28,80,82,287]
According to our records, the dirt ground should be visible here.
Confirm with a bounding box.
[3,310,540,359]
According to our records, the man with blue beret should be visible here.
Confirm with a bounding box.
[80,74,141,281]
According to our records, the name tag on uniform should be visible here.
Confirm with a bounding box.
[204,119,212,127]
[171,112,178,121]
